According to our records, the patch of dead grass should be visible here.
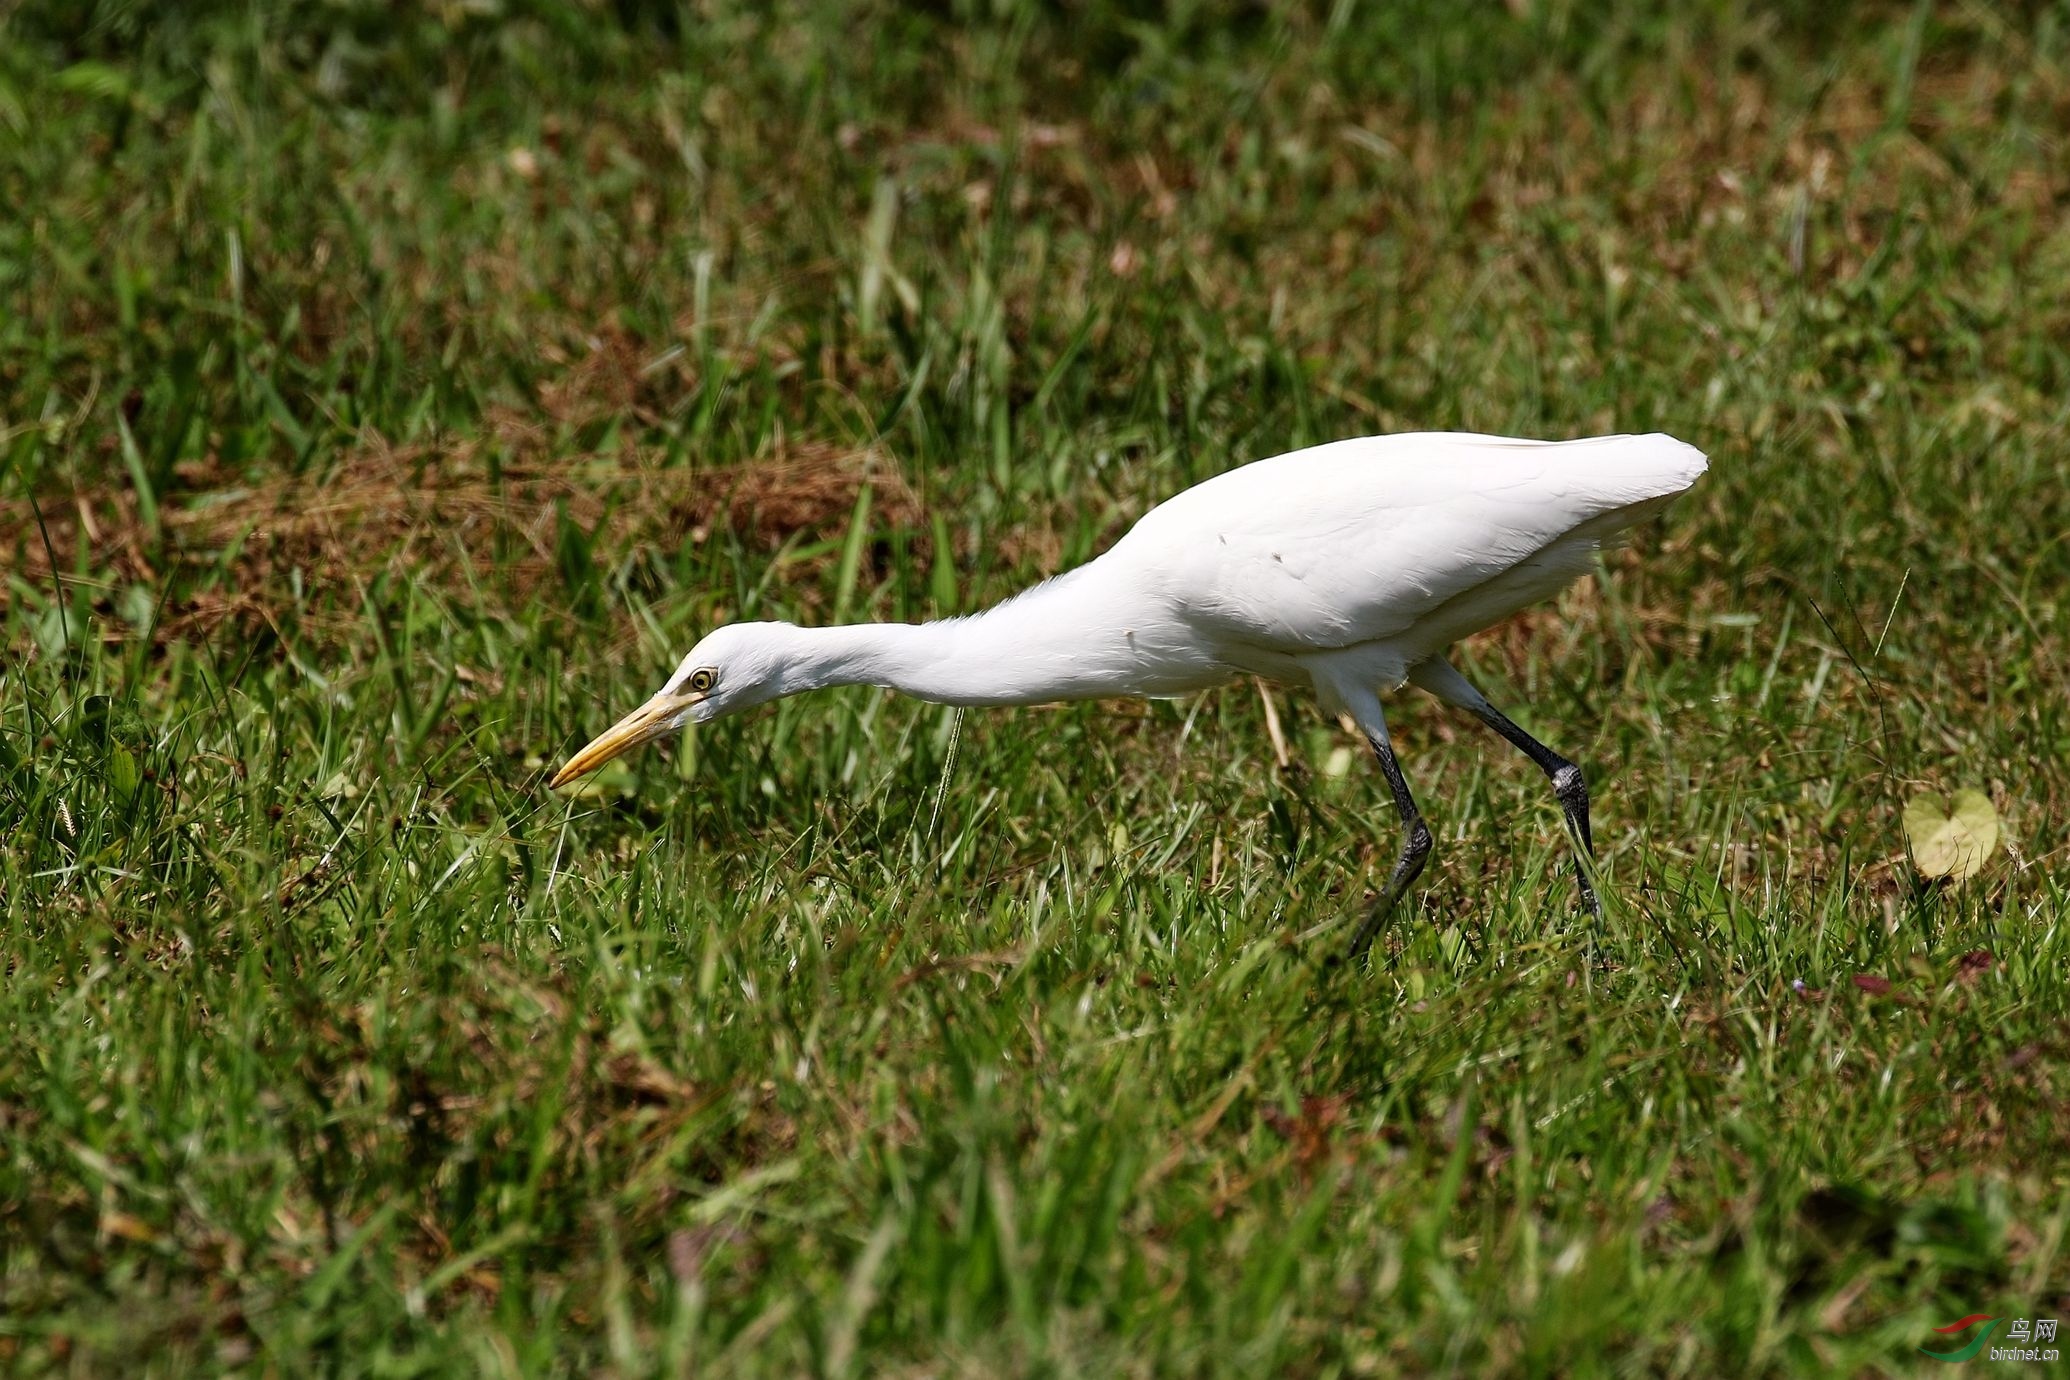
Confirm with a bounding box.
[2,432,919,643]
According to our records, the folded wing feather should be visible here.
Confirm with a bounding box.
[1133,432,1707,654]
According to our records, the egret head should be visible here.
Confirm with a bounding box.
[549,622,799,788]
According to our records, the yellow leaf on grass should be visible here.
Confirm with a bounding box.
[1903,789,1999,881]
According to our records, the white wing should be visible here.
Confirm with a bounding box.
[1120,432,1706,655]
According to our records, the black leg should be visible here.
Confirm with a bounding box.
[1407,659,1603,917]
[1343,732,1434,962]
[1461,700,1600,918]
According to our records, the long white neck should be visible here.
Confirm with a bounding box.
[768,571,1149,707]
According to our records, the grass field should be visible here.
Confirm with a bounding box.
[4,1,2069,1374]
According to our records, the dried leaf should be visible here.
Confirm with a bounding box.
[1903,789,1999,881]
[99,1210,158,1243]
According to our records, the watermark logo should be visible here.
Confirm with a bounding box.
[1919,1314,2060,1365]
[1921,1316,2001,1364]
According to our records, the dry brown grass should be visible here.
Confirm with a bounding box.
[2,430,919,642]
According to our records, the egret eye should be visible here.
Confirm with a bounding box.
[687,668,717,693]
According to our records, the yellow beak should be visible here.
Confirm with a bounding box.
[550,692,701,789]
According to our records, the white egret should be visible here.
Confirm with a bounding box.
[553,431,1707,957]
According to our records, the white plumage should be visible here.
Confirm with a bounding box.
[554,430,1707,957]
